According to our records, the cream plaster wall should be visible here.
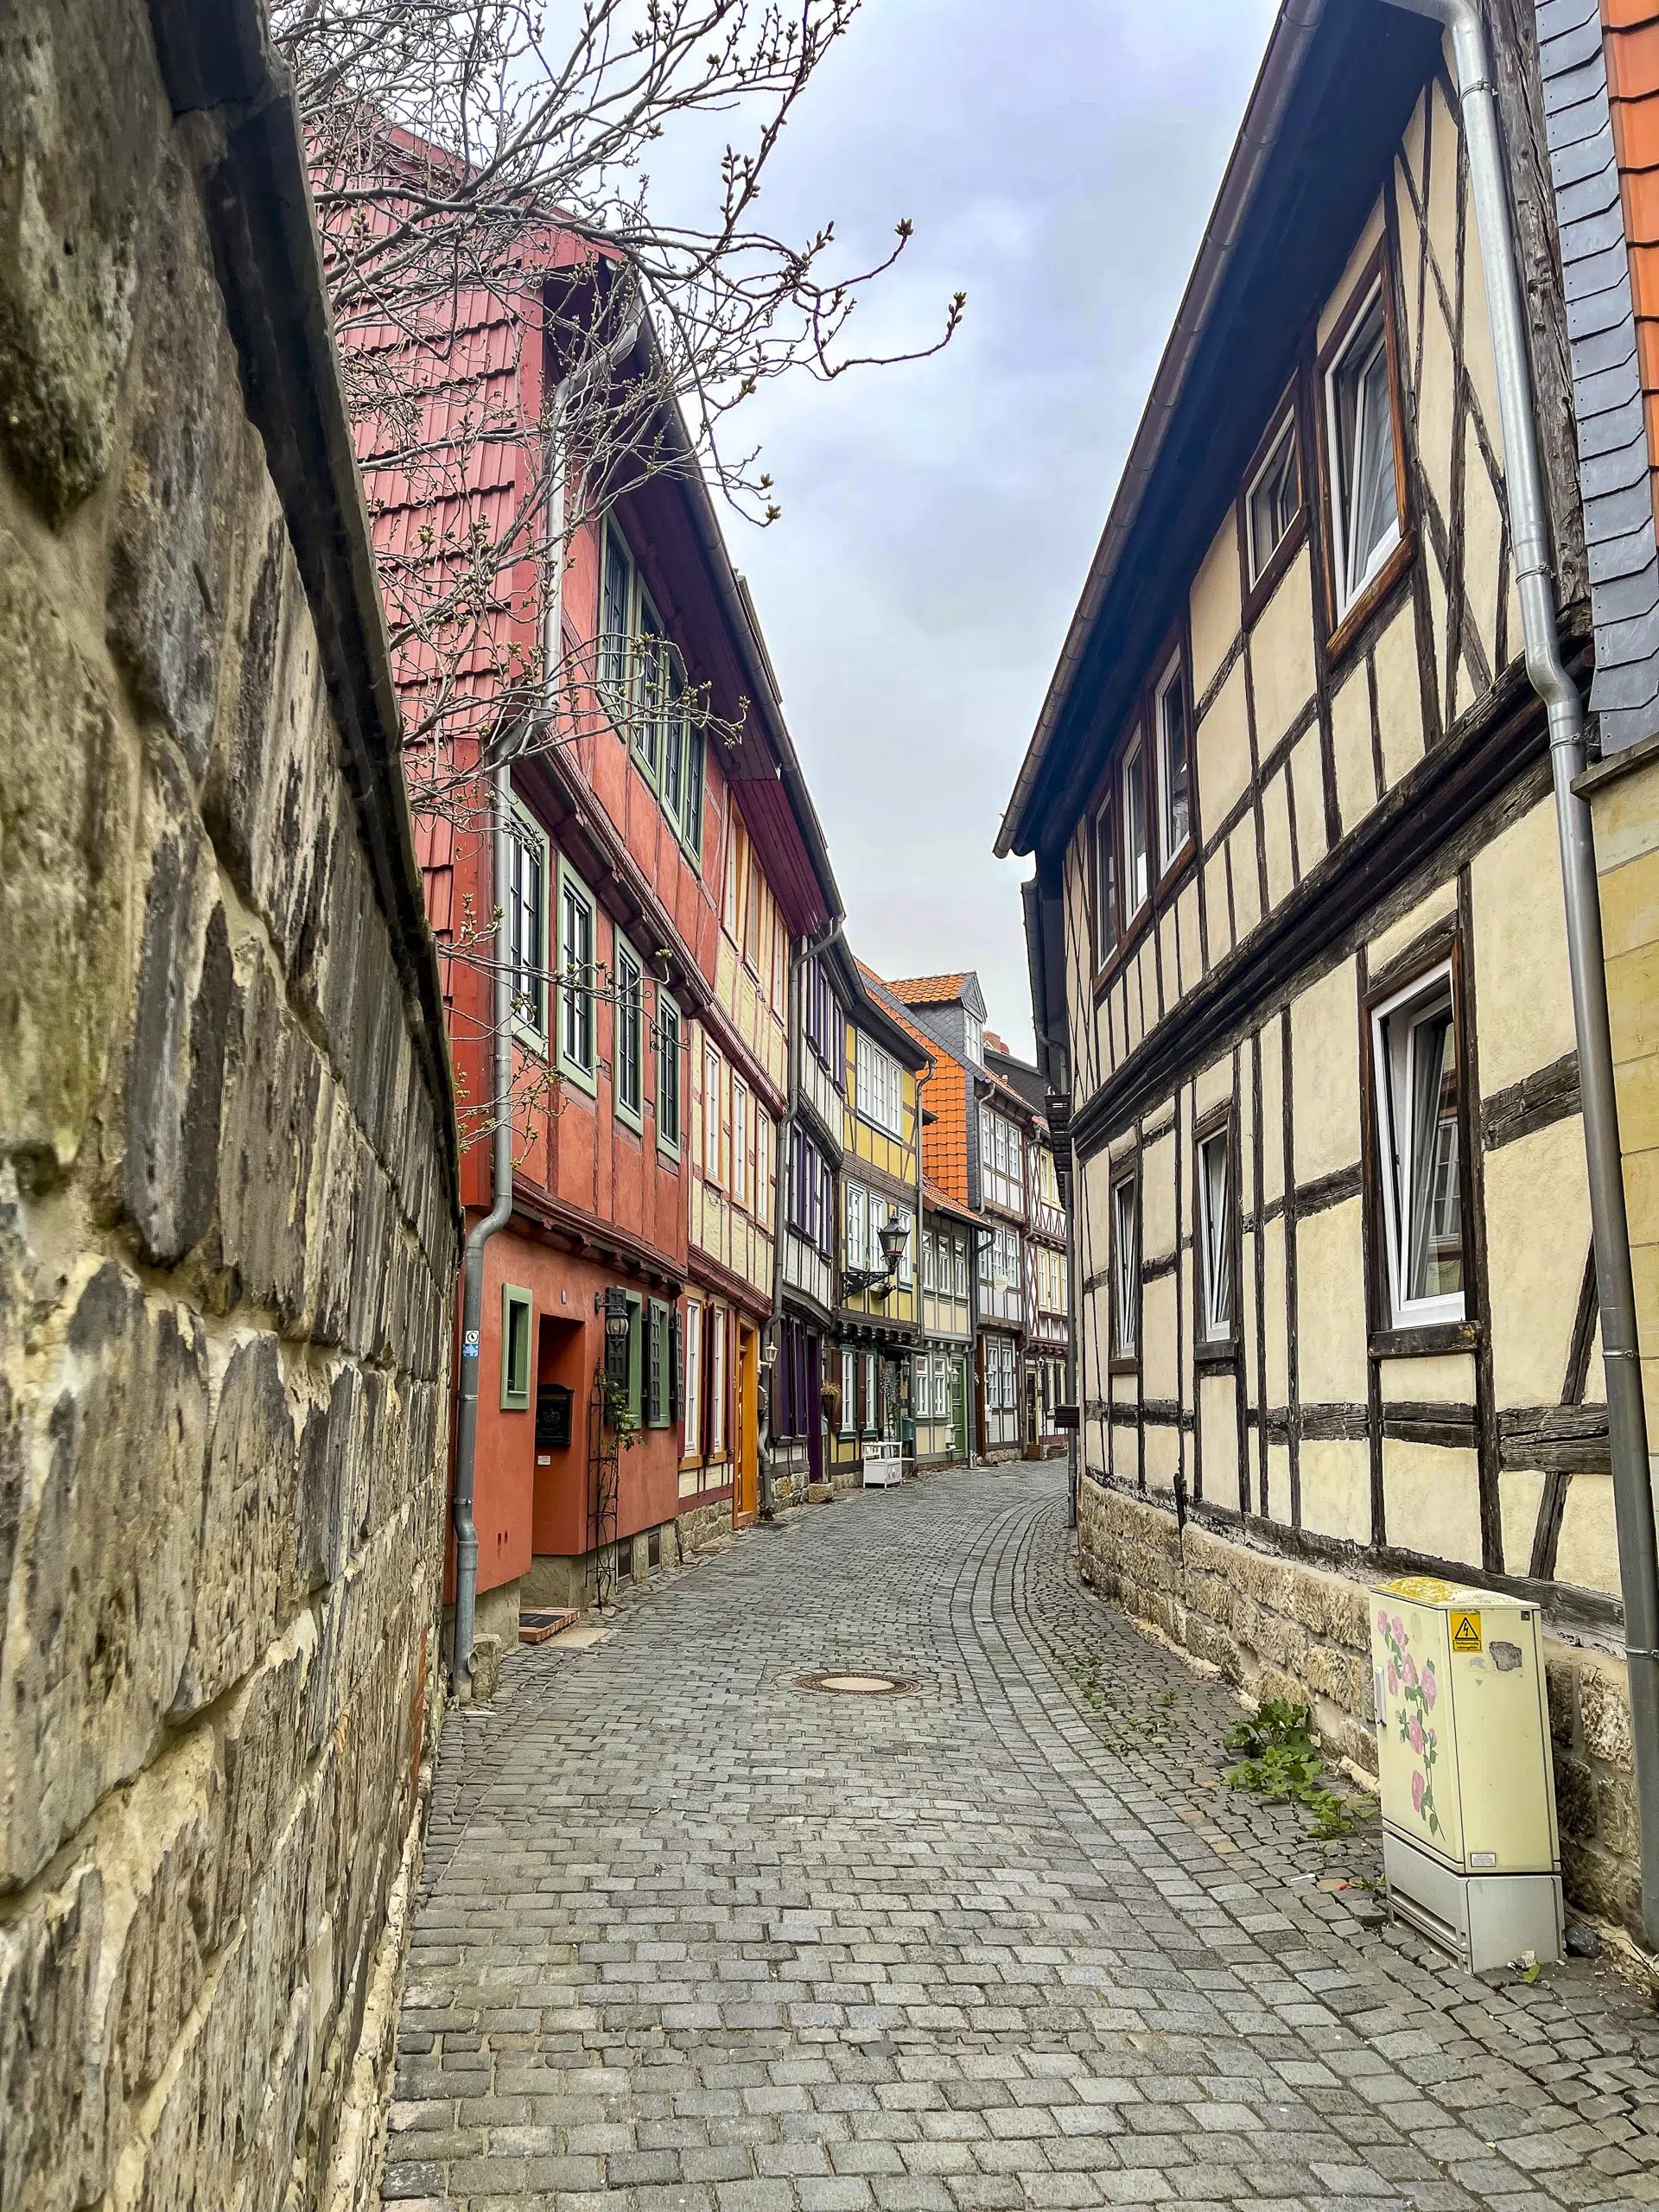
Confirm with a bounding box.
[1388,1441,1483,1565]
[1332,661,1376,838]
[1373,603,1425,792]
[1316,194,1387,353]
[1365,880,1456,976]
[1471,794,1577,1096]
[1500,1470,1546,1580]
[1198,658,1252,832]
[1249,546,1317,753]
[1378,1351,1475,1405]
[1485,1116,1591,1411]
[1291,960,1360,1187]
[1290,728,1328,875]
[1296,1200,1369,1405]
[1557,1472,1621,1598]
[1198,1371,1239,1499]
[1190,511,1241,701]
[1300,1439,1371,1544]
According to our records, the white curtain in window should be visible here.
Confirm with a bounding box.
[1198,1132,1231,1339]
[1112,1179,1136,1354]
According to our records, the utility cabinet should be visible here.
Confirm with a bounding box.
[1370,1576,1562,1972]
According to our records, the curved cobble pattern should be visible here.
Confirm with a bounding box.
[386,1468,1659,2211]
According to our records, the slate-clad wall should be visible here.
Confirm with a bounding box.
[0,2,461,2207]
[1539,0,1659,750]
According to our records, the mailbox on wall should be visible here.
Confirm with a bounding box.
[536,1382,573,1452]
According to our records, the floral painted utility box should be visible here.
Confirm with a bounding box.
[1370,1577,1562,1972]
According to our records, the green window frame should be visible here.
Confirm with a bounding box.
[647,1299,671,1427]
[613,931,645,1134]
[679,725,704,864]
[600,520,633,708]
[634,594,667,785]
[556,857,598,1096]
[624,1292,645,1428]
[657,994,682,1159]
[505,803,550,1052]
[501,1285,532,1411]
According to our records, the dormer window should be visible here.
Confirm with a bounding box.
[963,1013,982,1066]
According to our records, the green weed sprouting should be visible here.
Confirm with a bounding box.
[1223,1699,1372,1840]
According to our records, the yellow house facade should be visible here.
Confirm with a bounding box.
[1001,13,1650,1928]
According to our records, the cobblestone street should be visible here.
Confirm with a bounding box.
[386,1469,1659,2212]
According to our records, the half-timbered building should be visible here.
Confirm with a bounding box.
[988,1036,1072,1459]
[826,957,928,1479]
[772,940,850,1500]
[1000,3,1650,1921]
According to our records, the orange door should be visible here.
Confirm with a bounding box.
[735,1324,759,1525]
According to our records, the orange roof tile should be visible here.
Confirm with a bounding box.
[885,972,969,1007]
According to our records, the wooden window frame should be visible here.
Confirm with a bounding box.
[1120,728,1151,934]
[1363,938,1478,1352]
[1236,389,1308,626]
[702,1040,722,1185]
[500,1284,532,1410]
[1109,1162,1140,1374]
[1192,1103,1242,1365]
[1314,238,1414,662]
[1090,790,1120,986]
[1088,624,1200,1002]
[731,1076,750,1214]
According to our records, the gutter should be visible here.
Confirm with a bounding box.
[1382,0,1659,1951]
[995,0,1327,860]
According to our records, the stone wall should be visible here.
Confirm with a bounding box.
[0,4,461,2209]
[1077,1474,1644,1936]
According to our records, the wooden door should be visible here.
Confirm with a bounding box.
[735,1323,759,1524]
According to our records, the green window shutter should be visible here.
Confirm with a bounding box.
[626,1294,644,1428]
[501,1286,532,1410]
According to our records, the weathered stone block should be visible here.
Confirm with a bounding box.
[217,954,320,1326]
[123,765,232,1267]
[0,531,136,1174]
[173,1333,296,1717]
[0,1859,101,2212]
[1554,1746,1599,1840]
[105,154,238,779]
[0,0,160,514]
[1545,1655,1579,1748]
[1578,1654,1634,1770]
[0,1262,207,1886]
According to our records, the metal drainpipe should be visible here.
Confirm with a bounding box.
[1382,0,1659,1948]
[452,305,645,1696]
[452,772,513,1700]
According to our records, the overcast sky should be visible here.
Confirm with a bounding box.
[686,0,1281,1057]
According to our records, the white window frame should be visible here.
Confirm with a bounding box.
[839,1346,855,1433]
[556,858,596,1092]
[1325,279,1401,620]
[703,1042,722,1184]
[731,1077,750,1212]
[1197,1127,1232,1344]
[963,1013,983,1066]
[683,1299,702,1455]
[844,1183,869,1272]
[1121,731,1150,923]
[1154,651,1191,875]
[1371,961,1465,1331]
[709,1306,728,1455]
[855,1033,905,1138]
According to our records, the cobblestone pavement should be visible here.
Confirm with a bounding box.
[385,1466,1659,2212]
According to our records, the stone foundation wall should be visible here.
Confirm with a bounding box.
[0,7,461,2209]
[1077,1475,1643,1935]
[678,1497,736,1554]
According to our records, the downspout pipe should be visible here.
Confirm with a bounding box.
[1382,0,1659,1948]
[452,777,512,1700]
[452,301,645,1696]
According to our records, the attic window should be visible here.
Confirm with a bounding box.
[1326,283,1402,617]
[1246,414,1300,587]
[963,1013,982,1066]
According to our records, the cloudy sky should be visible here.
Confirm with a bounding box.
[685,0,1281,1055]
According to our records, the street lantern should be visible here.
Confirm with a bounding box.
[603,1287,632,1341]
[877,1215,909,1272]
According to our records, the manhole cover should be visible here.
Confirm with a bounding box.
[793,1671,917,1697]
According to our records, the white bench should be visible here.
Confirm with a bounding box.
[861,1440,904,1489]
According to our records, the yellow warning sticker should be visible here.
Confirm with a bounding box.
[1451,1611,1483,1655]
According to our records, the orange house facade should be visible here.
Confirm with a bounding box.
[350,228,837,1639]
